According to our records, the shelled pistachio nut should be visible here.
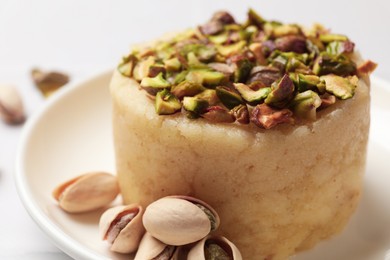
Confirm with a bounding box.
[0,84,25,125]
[52,172,119,213]
[134,232,179,260]
[143,195,220,246]
[187,235,242,260]
[99,204,145,254]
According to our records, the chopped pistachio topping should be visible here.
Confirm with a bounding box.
[155,89,182,115]
[119,8,375,129]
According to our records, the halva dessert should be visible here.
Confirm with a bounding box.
[110,9,376,259]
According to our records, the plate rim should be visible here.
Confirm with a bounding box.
[14,72,390,260]
[15,70,113,260]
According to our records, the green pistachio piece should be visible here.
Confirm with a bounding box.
[291,90,322,120]
[140,72,170,88]
[313,53,356,76]
[195,89,219,105]
[140,72,170,96]
[231,104,250,124]
[155,89,182,115]
[246,8,266,27]
[186,70,226,86]
[272,24,301,38]
[171,81,205,99]
[326,41,344,56]
[183,96,209,116]
[216,86,244,109]
[202,106,235,123]
[320,74,357,99]
[234,83,271,105]
[234,59,253,83]
[208,31,229,45]
[180,44,217,62]
[286,57,311,73]
[164,57,181,72]
[290,73,320,92]
[240,25,258,41]
[216,41,246,56]
[265,74,295,108]
[148,64,166,77]
[205,243,230,260]
[174,70,189,84]
[319,34,348,43]
[187,52,202,66]
[271,54,288,72]
[118,54,137,77]
[133,56,156,81]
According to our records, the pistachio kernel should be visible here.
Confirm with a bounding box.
[205,243,231,260]
[291,90,322,120]
[216,86,244,109]
[320,74,357,99]
[202,106,235,123]
[155,89,182,115]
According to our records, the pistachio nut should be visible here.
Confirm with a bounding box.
[320,74,357,99]
[134,232,177,260]
[52,172,119,213]
[155,89,182,115]
[187,235,243,260]
[99,204,145,254]
[0,84,25,125]
[142,195,220,246]
[31,68,69,97]
[202,106,235,123]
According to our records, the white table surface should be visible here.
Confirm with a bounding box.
[1,0,389,259]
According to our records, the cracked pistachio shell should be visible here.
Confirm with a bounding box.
[52,172,119,213]
[143,195,220,246]
[187,235,243,260]
[0,84,25,125]
[99,204,145,254]
[134,232,177,260]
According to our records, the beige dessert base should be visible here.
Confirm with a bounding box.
[110,70,370,260]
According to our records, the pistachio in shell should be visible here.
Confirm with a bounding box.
[142,195,220,246]
[134,232,178,260]
[99,204,145,254]
[187,235,243,260]
[52,172,119,213]
[0,84,25,125]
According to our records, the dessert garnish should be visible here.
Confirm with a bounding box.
[118,9,377,129]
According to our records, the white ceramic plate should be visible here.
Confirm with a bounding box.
[15,72,390,260]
